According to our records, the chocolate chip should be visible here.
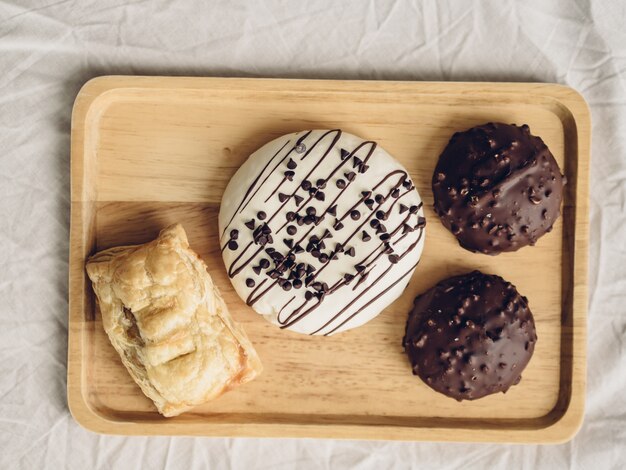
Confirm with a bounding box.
[268,270,280,279]
[229,229,239,240]
[364,199,375,209]
[245,219,256,229]
[328,205,337,216]
[350,210,361,220]
[319,253,329,263]
[409,205,419,214]
[359,164,369,173]
[287,225,297,235]
[228,240,238,250]
[294,195,304,205]
[362,231,371,241]
[391,188,400,198]
[361,191,372,199]
[345,171,356,181]
[336,179,346,189]
[257,211,267,220]
[286,211,296,221]
[287,158,297,169]
[301,180,311,190]
[388,254,399,264]
[305,290,313,300]
[353,156,363,168]
[306,264,316,273]
[259,258,270,268]
[375,194,384,204]
[284,170,295,181]
[293,279,303,289]
[311,250,321,258]
[345,247,355,257]
[284,238,293,248]
[333,220,344,230]
[246,278,255,287]
[417,216,427,228]
[294,244,304,253]
[278,193,289,202]
[380,233,391,241]
[282,281,292,291]
[376,210,386,220]
[315,191,325,201]
[316,179,326,189]
[252,266,262,275]
[344,273,354,283]
[370,219,380,228]
[340,148,350,160]
[312,282,323,291]
[355,264,365,272]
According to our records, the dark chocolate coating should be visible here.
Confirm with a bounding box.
[432,123,564,254]
[403,271,537,401]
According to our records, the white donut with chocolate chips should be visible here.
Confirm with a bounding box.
[219,130,426,336]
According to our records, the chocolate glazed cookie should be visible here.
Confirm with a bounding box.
[432,123,565,254]
[403,271,537,401]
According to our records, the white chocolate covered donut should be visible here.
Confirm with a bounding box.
[219,130,425,335]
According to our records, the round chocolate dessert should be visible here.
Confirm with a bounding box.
[403,271,537,401]
[432,122,565,254]
[219,130,426,336]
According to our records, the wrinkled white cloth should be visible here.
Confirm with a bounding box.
[1,0,625,468]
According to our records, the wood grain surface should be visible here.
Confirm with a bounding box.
[68,76,589,442]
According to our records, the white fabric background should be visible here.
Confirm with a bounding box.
[1,0,625,468]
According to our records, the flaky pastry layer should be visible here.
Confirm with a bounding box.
[86,224,262,417]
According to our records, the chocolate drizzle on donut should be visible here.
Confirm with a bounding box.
[223,130,426,334]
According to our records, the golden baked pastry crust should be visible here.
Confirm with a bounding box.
[86,224,262,417]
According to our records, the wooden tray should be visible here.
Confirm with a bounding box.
[68,76,589,443]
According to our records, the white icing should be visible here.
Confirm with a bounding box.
[218,130,425,335]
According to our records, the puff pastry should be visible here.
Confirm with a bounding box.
[85,224,262,417]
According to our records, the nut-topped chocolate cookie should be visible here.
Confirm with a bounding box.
[219,130,426,336]
[403,271,537,401]
[432,122,565,254]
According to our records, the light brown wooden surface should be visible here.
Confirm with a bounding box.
[68,76,589,443]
